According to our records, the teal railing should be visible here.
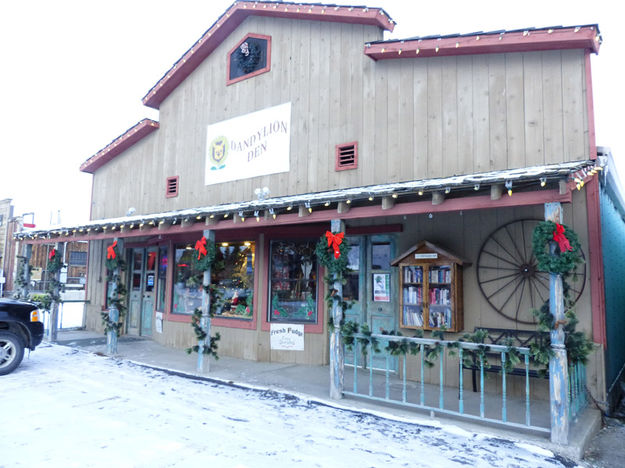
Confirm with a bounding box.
[343,333,551,434]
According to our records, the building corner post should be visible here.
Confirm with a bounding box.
[545,202,570,444]
[329,219,345,400]
[198,230,214,373]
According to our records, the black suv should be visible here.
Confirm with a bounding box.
[0,298,44,375]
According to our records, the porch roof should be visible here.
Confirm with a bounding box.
[15,159,602,243]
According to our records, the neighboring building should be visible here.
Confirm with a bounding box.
[16,1,624,439]
[0,198,14,296]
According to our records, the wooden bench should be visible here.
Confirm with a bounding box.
[463,327,549,392]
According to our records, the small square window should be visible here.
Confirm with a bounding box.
[166,176,179,198]
[335,142,358,171]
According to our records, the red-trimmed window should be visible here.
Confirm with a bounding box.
[335,142,358,171]
[269,239,318,323]
[212,241,255,320]
[166,176,179,198]
[227,34,271,85]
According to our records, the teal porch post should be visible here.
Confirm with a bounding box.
[545,202,570,444]
[197,229,214,373]
[329,219,345,399]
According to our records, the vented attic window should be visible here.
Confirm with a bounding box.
[166,176,179,198]
[335,142,358,171]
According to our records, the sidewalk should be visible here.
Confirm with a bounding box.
[54,329,601,463]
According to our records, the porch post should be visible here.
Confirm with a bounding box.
[48,242,65,342]
[20,243,33,299]
[545,202,570,444]
[329,219,345,399]
[107,238,123,355]
[197,229,214,373]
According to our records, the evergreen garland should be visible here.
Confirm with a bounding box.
[316,233,353,329]
[101,245,127,336]
[45,249,65,310]
[193,236,216,272]
[185,308,221,357]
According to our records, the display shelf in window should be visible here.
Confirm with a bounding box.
[391,241,465,332]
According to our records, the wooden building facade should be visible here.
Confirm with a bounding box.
[17,2,623,434]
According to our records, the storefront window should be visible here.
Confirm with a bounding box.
[172,245,203,314]
[212,241,255,320]
[157,245,168,311]
[269,239,317,323]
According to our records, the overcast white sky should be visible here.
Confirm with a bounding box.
[0,0,622,228]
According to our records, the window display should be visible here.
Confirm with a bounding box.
[269,239,317,323]
[212,241,255,320]
[172,245,203,314]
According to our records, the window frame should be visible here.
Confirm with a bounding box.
[226,33,272,86]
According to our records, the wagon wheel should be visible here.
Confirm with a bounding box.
[476,219,586,324]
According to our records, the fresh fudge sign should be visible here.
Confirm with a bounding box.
[270,324,304,351]
[205,102,291,185]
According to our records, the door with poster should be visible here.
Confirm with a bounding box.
[343,234,397,371]
[127,247,157,337]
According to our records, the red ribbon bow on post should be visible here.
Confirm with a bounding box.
[325,231,344,259]
[552,223,573,252]
[195,236,208,260]
[48,248,56,261]
[107,241,117,260]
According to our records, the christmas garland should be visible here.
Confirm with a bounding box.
[185,308,221,358]
[185,235,220,359]
[532,221,582,275]
[316,232,353,328]
[193,235,216,272]
[105,240,125,272]
[101,243,127,336]
[44,248,65,310]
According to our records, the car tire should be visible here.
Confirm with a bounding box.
[0,330,25,376]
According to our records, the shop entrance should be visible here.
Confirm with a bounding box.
[127,247,157,336]
[343,234,397,371]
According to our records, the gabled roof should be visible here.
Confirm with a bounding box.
[142,1,395,109]
[391,240,467,266]
[80,119,159,173]
[365,24,601,60]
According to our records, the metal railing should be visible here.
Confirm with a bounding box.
[569,360,588,419]
[343,332,555,433]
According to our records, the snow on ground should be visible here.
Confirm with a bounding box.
[1,344,575,468]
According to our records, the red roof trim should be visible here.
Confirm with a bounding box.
[80,119,159,174]
[365,25,600,61]
[142,1,394,109]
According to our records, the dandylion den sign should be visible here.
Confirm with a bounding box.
[205,102,291,185]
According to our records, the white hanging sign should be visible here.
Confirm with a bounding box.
[270,323,304,351]
[205,102,291,185]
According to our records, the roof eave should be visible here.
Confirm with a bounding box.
[142,1,395,110]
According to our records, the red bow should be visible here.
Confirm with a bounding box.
[325,231,344,259]
[195,236,208,260]
[552,224,572,252]
[107,241,117,260]
[49,248,56,260]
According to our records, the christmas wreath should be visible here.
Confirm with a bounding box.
[532,221,583,275]
[47,248,64,273]
[315,231,350,279]
[233,41,261,74]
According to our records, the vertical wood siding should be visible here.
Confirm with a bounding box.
[90,17,589,223]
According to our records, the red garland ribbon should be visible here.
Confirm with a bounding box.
[552,223,573,252]
[107,240,117,260]
[325,231,344,259]
[48,248,56,260]
[195,236,208,260]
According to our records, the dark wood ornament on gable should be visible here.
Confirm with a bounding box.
[227,34,271,85]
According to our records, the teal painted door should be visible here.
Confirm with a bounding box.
[344,235,397,371]
[127,248,156,337]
